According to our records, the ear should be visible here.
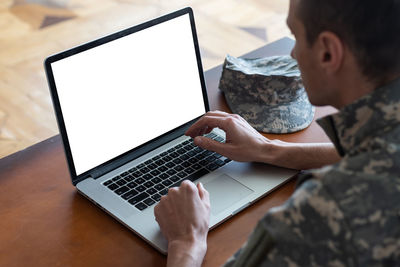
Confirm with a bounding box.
[315,31,344,74]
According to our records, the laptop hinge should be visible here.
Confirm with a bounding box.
[90,168,105,179]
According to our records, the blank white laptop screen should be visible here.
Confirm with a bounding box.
[51,14,206,175]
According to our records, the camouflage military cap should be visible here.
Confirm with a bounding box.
[219,54,315,134]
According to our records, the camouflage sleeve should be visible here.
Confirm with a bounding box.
[222,178,353,267]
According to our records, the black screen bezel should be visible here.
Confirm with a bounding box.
[44,7,209,185]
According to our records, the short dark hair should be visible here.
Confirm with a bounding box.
[297,0,400,82]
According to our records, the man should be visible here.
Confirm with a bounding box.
[154,0,400,266]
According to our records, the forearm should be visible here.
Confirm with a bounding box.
[167,240,207,267]
[260,139,341,170]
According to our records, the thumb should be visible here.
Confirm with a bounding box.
[194,136,225,154]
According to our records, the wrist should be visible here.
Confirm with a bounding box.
[258,138,291,167]
[167,239,207,267]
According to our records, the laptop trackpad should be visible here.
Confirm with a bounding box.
[204,174,254,215]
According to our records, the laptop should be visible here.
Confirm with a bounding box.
[44,7,297,254]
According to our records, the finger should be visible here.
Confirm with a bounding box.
[154,203,163,223]
[197,182,209,201]
[194,136,229,154]
[205,110,230,117]
[185,112,229,137]
[185,116,230,137]
[180,179,197,194]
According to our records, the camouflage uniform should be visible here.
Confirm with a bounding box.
[223,77,400,266]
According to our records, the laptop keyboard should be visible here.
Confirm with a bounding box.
[102,133,231,211]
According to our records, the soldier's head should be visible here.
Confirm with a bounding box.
[287,0,400,108]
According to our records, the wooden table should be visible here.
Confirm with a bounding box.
[0,38,335,267]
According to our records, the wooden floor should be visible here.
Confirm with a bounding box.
[0,0,290,159]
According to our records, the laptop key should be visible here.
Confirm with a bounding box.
[173,158,183,164]
[135,202,147,211]
[127,181,138,188]
[195,154,205,160]
[158,166,168,172]
[115,186,129,195]
[152,193,162,202]
[162,179,172,186]
[192,164,202,170]
[215,137,224,142]
[171,168,209,188]
[207,133,217,138]
[125,176,134,182]
[203,151,213,156]
[122,189,139,200]
[165,162,175,168]
[108,183,118,190]
[128,192,149,205]
[148,163,158,170]
[135,185,146,192]
[143,173,153,180]
[182,161,191,168]
[112,176,122,182]
[170,152,179,158]
[199,160,208,166]
[159,173,170,180]
[151,177,162,184]
[104,180,113,186]
[140,167,150,174]
[163,155,172,162]
[188,158,197,164]
[137,163,145,169]
[144,198,155,206]
[179,154,189,160]
[207,163,218,171]
[155,159,165,166]
[135,177,145,184]
[185,167,195,174]
[214,153,223,158]
[116,179,127,186]
[146,187,157,195]
[144,181,154,188]
[177,172,187,179]
[177,148,186,154]
[174,165,184,172]
[154,183,165,191]
[129,167,138,173]
[150,170,161,176]
[215,159,225,167]
[206,155,216,162]
[194,147,203,153]
[160,189,168,196]
[170,175,180,182]
[167,169,177,175]
[132,171,142,178]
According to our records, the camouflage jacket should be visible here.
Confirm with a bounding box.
[223,77,400,267]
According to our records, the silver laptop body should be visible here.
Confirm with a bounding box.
[45,7,296,254]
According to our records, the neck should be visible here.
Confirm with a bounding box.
[333,70,400,109]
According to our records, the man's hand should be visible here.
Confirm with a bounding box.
[154,180,210,267]
[185,110,341,170]
[185,110,270,162]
